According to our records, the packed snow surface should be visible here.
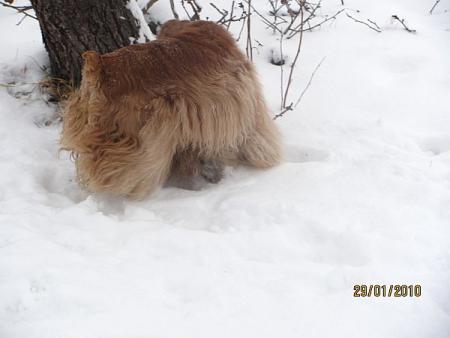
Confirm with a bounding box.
[1,0,450,337]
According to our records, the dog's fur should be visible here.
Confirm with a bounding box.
[61,20,281,199]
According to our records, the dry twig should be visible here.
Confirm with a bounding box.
[246,0,253,61]
[430,0,441,14]
[0,1,36,21]
[181,0,201,20]
[236,3,248,41]
[294,56,325,108]
[209,1,249,28]
[169,0,179,19]
[282,0,305,108]
[227,1,235,30]
[142,0,159,15]
[346,13,381,32]
[243,0,282,33]
[279,34,285,110]
[287,8,345,39]
[273,103,293,120]
[392,15,416,33]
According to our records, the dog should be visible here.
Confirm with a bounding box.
[61,20,281,199]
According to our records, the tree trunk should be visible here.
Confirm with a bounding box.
[30,0,145,86]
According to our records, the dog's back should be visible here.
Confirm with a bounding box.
[86,20,249,99]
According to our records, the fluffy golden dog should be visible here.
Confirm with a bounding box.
[61,20,281,198]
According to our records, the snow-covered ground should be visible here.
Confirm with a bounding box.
[1,1,450,337]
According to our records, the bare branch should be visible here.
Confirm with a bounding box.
[242,0,282,33]
[282,0,303,35]
[246,0,253,61]
[188,0,202,20]
[142,0,158,15]
[181,0,201,21]
[227,1,235,30]
[210,2,228,22]
[279,34,284,110]
[169,0,179,19]
[367,18,381,30]
[430,0,441,14]
[392,14,416,33]
[210,2,249,28]
[236,8,248,41]
[346,13,381,33]
[282,0,305,108]
[0,1,36,20]
[301,1,322,28]
[287,8,345,39]
[268,0,282,34]
[294,57,325,108]
[273,103,293,120]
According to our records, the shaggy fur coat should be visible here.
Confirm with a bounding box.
[61,20,281,198]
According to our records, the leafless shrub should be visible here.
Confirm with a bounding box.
[209,2,250,30]
[143,0,408,118]
[259,1,327,115]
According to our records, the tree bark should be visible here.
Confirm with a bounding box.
[30,0,144,86]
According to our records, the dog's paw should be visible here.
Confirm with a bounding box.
[200,159,224,184]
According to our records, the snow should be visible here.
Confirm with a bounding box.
[127,0,155,42]
[1,1,450,337]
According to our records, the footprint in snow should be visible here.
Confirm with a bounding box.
[421,135,450,155]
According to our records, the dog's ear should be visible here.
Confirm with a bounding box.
[82,51,102,77]
[81,51,102,89]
